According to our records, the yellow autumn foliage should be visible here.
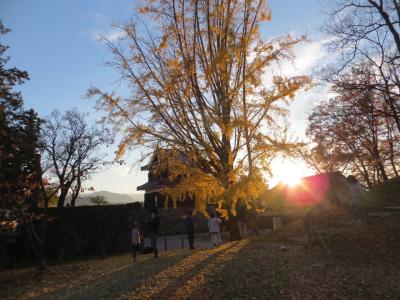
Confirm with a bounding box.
[89,0,311,215]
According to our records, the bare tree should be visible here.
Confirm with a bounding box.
[40,109,111,209]
[307,66,399,186]
[89,195,109,206]
[323,0,400,133]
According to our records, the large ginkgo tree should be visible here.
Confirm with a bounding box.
[89,0,310,213]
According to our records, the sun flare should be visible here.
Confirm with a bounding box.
[270,158,312,188]
[282,175,301,187]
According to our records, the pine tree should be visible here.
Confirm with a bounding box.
[0,21,45,268]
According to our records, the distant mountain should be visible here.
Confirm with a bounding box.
[66,191,144,206]
[127,193,145,202]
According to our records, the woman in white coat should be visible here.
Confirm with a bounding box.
[208,212,222,247]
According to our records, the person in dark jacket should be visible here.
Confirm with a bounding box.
[185,210,196,250]
[147,208,160,258]
[236,203,247,239]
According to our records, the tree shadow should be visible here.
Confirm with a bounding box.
[116,242,241,299]
[40,251,194,299]
[185,234,302,299]
[118,235,295,299]
[150,242,240,299]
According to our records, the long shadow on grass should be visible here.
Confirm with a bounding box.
[116,242,241,299]
[147,242,240,299]
[40,251,194,300]
[185,234,296,299]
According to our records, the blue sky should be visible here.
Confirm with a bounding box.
[1,0,328,194]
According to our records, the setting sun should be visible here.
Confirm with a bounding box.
[282,174,302,187]
[270,158,312,188]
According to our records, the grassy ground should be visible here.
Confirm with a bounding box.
[1,210,400,299]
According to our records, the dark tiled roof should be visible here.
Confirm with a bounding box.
[140,148,191,171]
[140,164,151,171]
[137,178,173,191]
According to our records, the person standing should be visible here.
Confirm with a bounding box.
[185,210,196,250]
[236,203,247,239]
[347,175,367,223]
[131,221,141,262]
[248,206,259,236]
[208,212,222,247]
[147,208,160,258]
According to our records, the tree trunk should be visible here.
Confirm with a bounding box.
[71,195,77,208]
[388,141,399,177]
[25,220,46,270]
[386,118,399,177]
[241,7,253,177]
[375,153,389,182]
[57,187,69,209]
[369,0,400,54]
[354,157,372,188]
[387,97,400,135]
[70,177,81,208]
